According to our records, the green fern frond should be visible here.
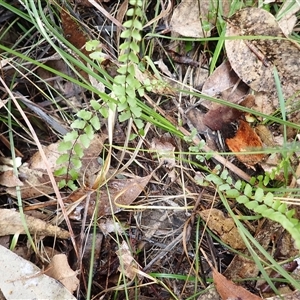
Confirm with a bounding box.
[225,179,300,249]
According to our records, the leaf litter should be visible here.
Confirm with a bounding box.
[1,2,300,300]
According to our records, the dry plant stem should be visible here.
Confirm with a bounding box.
[143,94,251,182]
[0,76,78,258]
[143,0,172,29]
[181,191,207,290]
[88,0,125,30]
[0,133,23,157]
[143,232,184,272]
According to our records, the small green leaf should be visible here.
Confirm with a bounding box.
[126,8,135,16]
[245,200,258,210]
[234,180,242,191]
[261,208,275,217]
[90,115,101,130]
[69,169,79,180]
[226,176,232,185]
[56,153,69,165]
[264,192,274,206]
[71,157,82,169]
[84,124,94,140]
[130,41,139,52]
[58,179,66,189]
[138,127,145,136]
[250,176,257,185]
[254,187,264,202]
[134,118,143,129]
[120,29,131,38]
[85,40,100,51]
[130,106,142,118]
[219,183,230,191]
[254,204,268,214]
[58,141,73,151]
[236,195,249,204]
[115,75,126,84]
[126,87,136,99]
[127,64,135,75]
[206,174,223,185]
[119,53,129,63]
[123,20,133,28]
[90,100,101,110]
[137,87,145,97]
[80,134,91,148]
[74,143,84,158]
[117,66,128,74]
[244,183,253,197]
[119,110,131,122]
[54,166,67,176]
[77,110,92,120]
[67,180,78,191]
[226,189,240,198]
[71,119,86,129]
[277,203,287,213]
[134,6,142,16]
[89,51,105,62]
[133,18,143,30]
[131,30,141,41]
[263,175,270,186]
[64,131,78,142]
[129,133,137,140]
[220,169,228,180]
[128,52,139,63]
[113,84,126,97]
[286,208,295,219]
[272,199,281,210]
[119,42,131,50]
[99,107,108,118]
[117,101,128,111]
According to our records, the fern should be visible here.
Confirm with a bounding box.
[112,0,144,131]
[205,169,300,249]
[55,0,146,188]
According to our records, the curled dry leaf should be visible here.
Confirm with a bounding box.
[226,120,265,166]
[0,209,69,239]
[68,174,151,218]
[45,254,79,294]
[199,208,245,250]
[116,241,140,280]
[225,7,300,120]
[151,136,176,168]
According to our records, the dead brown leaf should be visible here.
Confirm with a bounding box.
[170,0,229,37]
[201,61,249,110]
[45,254,79,294]
[213,267,262,300]
[151,136,176,169]
[5,133,106,199]
[226,120,265,166]
[199,208,245,250]
[225,7,300,121]
[0,246,76,299]
[68,173,151,217]
[0,209,70,239]
[116,241,140,280]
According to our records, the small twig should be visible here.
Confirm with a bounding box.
[88,0,125,30]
